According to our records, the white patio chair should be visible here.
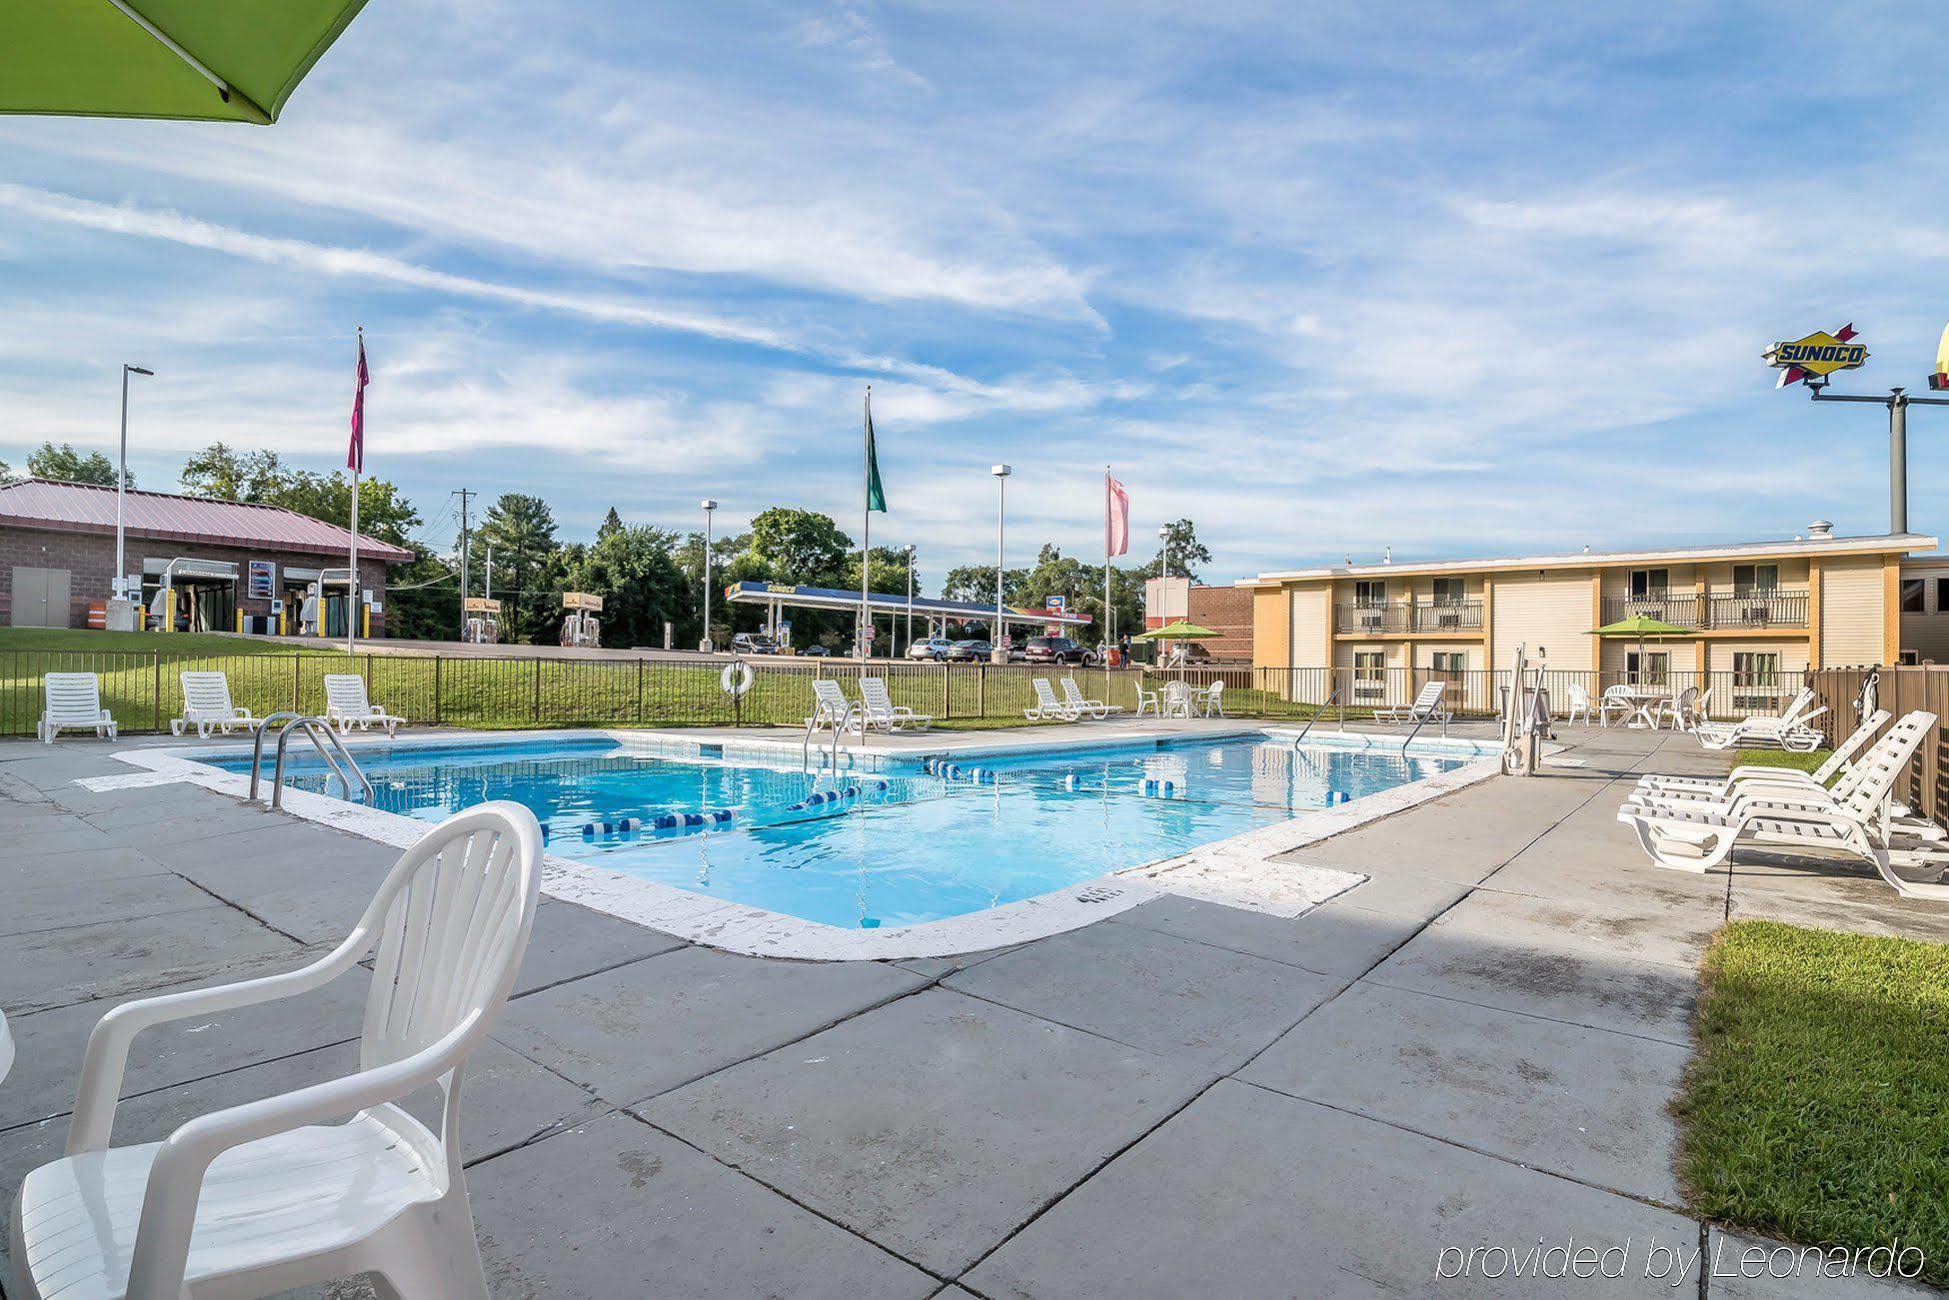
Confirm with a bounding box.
[1134,680,1162,717]
[1596,684,1635,727]
[1563,683,1594,726]
[1027,676,1081,721]
[1201,680,1226,717]
[1654,686,1702,733]
[322,674,405,737]
[1619,712,1949,898]
[172,671,258,739]
[806,678,862,735]
[8,802,543,1300]
[859,676,932,731]
[1375,680,1448,727]
[1636,709,1890,802]
[1060,676,1123,719]
[1162,680,1195,718]
[38,672,118,744]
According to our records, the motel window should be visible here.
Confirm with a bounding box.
[1431,577,1465,606]
[1732,652,1780,686]
[1351,650,1385,699]
[1625,650,1669,686]
[1628,569,1669,601]
[1430,652,1465,674]
[1900,650,1922,666]
[1732,564,1778,597]
[1936,578,1949,612]
[1352,580,1385,609]
[1902,579,1926,613]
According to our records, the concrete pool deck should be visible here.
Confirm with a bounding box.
[3,720,1944,1296]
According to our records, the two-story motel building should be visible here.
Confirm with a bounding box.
[1238,522,1940,709]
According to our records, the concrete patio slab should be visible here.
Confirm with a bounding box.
[0,901,305,1014]
[1366,890,1705,1044]
[944,917,1344,1068]
[0,869,218,938]
[0,957,371,1132]
[1239,980,1690,1203]
[6,840,172,894]
[641,987,1212,1277]
[964,1079,1699,1299]
[1104,891,1438,979]
[462,1111,937,1299]
[490,945,926,1104]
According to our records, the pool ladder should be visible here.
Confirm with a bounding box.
[248,712,375,809]
[802,703,856,774]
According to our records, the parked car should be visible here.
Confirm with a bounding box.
[1023,635,1097,666]
[731,632,779,655]
[1158,641,1212,666]
[944,639,992,662]
[908,637,956,661]
[800,644,830,657]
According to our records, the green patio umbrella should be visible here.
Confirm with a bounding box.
[1134,620,1219,672]
[1591,613,1690,685]
[1,1,370,125]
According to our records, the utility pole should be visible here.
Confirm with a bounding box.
[452,488,475,639]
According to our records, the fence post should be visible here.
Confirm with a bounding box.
[942,662,952,720]
[434,655,444,726]
[151,650,161,733]
[636,658,645,723]
[978,663,987,718]
[292,655,301,712]
[533,657,542,723]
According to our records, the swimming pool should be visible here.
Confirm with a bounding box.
[213,731,1479,932]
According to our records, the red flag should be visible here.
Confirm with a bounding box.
[347,334,369,473]
[1106,471,1130,557]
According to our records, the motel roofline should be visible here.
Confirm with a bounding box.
[1236,531,1939,588]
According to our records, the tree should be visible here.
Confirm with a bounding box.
[567,522,690,649]
[743,507,851,584]
[0,459,12,484]
[180,443,287,501]
[1151,518,1211,583]
[476,494,560,643]
[597,506,625,540]
[29,442,126,487]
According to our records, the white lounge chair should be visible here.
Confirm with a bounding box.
[1060,676,1123,719]
[1619,712,1949,897]
[1027,676,1082,721]
[323,673,405,737]
[1695,687,1826,752]
[8,802,542,1300]
[1635,709,1890,802]
[172,670,258,738]
[807,678,862,734]
[38,672,117,744]
[860,676,932,731]
[1376,680,1449,726]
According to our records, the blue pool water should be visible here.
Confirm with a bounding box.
[220,734,1471,930]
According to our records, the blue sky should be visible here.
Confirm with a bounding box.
[4,0,1948,587]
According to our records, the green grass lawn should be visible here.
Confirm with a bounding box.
[1675,920,1949,1285]
[1733,746,1832,774]
[0,627,323,656]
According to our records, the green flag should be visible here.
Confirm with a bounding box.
[865,395,887,513]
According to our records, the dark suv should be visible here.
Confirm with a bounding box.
[1023,636,1096,665]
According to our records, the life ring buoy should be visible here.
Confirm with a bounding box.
[721,659,755,697]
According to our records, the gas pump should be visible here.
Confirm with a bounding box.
[463,596,502,645]
[560,592,603,649]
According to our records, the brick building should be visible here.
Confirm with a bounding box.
[0,478,413,635]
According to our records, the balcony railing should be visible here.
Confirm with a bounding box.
[1600,591,1809,631]
[1335,601,1485,634]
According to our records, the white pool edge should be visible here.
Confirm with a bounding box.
[96,725,1507,962]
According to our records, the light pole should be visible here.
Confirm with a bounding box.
[904,543,916,657]
[700,499,718,653]
[115,364,153,602]
[991,465,1011,663]
[1157,524,1172,579]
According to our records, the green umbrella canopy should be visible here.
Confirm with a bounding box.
[1134,621,1220,640]
[1591,614,1689,638]
[1,0,370,125]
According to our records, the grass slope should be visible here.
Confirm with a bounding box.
[1676,921,1949,1285]
[1732,746,1831,774]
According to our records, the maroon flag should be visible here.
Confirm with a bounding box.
[347,334,369,472]
[1106,471,1130,557]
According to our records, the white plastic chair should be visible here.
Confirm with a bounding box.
[1563,683,1594,725]
[1635,709,1890,802]
[323,673,405,737]
[806,678,861,735]
[38,672,118,744]
[8,802,543,1300]
[171,671,258,739]
[1596,684,1635,727]
[1060,676,1123,719]
[1202,681,1226,718]
[1163,681,1194,718]
[1134,681,1162,717]
[1026,677,1081,721]
[859,677,932,731]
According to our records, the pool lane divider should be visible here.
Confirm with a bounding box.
[784,778,891,816]
[922,757,1004,785]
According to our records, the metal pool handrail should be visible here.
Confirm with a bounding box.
[248,712,374,808]
[1294,687,1341,746]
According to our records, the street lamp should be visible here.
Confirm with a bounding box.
[115,364,153,602]
[904,543,916,657]
[700,499,718,653]
[1157,524,1172,580]
[991,465,1011,663]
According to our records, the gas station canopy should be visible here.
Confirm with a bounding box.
[723,581,1091,631]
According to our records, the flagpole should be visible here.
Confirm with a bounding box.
[861,385,871,660]
[1104,464,1113,662]
[347,325,361,655]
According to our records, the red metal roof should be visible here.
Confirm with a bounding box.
[0,478,415,563]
